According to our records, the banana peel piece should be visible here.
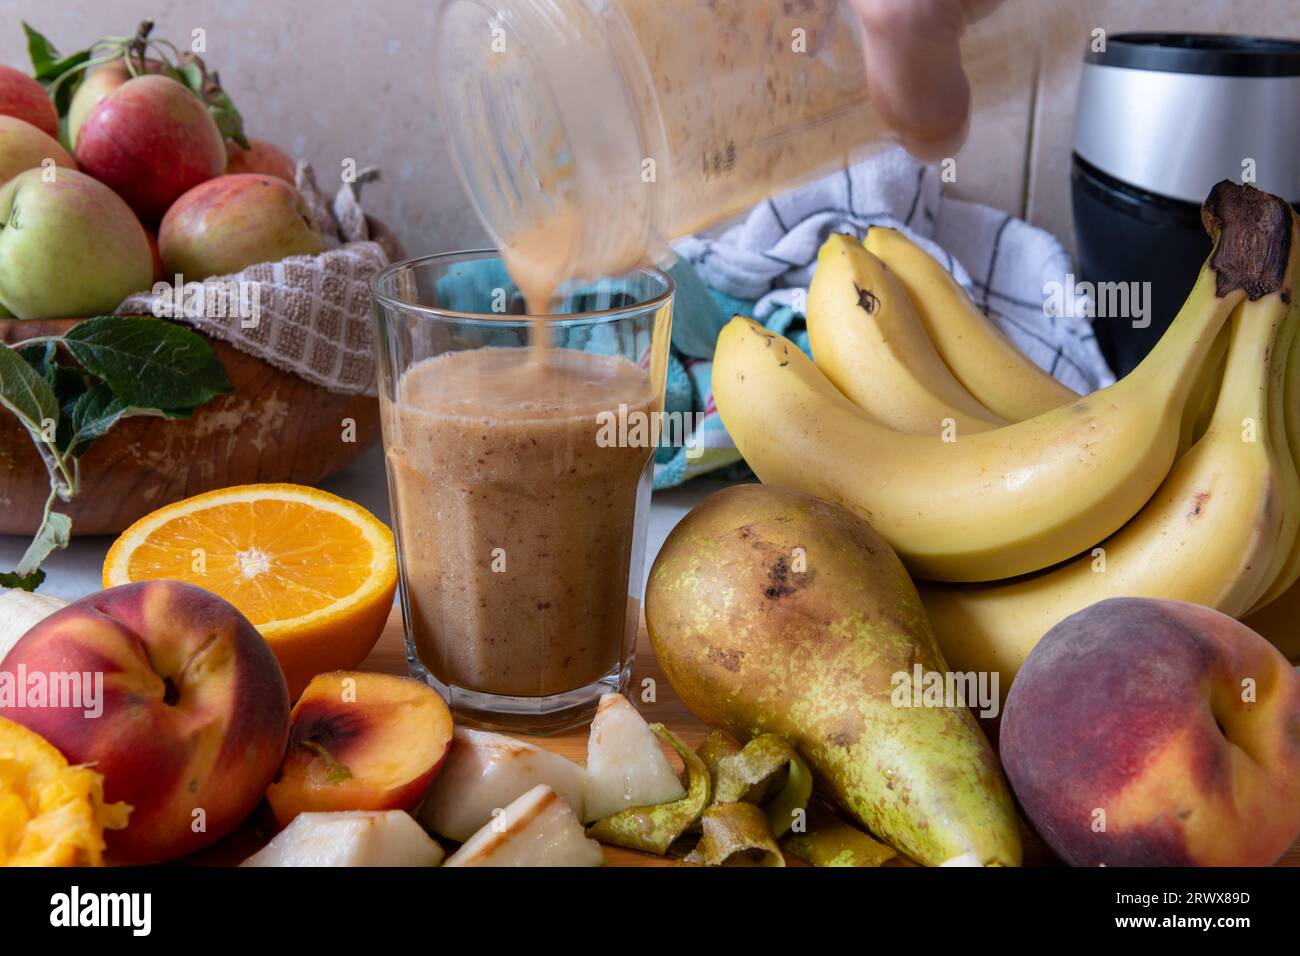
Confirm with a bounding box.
[683,802,785,867]
[699,731,813,837]
[585,724,709,855]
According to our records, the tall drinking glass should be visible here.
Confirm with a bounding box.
[370,251,674,733]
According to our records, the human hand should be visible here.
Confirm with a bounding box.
[852,0,1008,160]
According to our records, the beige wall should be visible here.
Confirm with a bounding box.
[3,0,1297,260]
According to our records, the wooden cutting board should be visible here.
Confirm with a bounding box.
[360,608,1300,868]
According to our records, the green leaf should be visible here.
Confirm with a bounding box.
[178,61,203,94]
[18,340,56,379]
[62,316,231,411]
[0,343,60,440]
[22,21,60,76]
[47,55,90,119]
[67,383,168,456]
[207,87,249,149]
[16,511,71,577]
[19,341,85,410]
[0,568,46,592]
[22,22,92,119]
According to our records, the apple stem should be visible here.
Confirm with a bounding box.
[125,19,155,75]
[44,42,130,101]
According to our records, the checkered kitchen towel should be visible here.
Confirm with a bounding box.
[653,145,1115,489]
[115,163,392,396]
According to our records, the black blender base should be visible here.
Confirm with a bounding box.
[1071,154,1211,377]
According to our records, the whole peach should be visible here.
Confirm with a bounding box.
[0,581,290,864]
[1001,597,1300,866]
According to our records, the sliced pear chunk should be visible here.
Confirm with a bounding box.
[444,785,604,868]
[419,727,588,841]
[582,693,685,822]
[241,811,444,867]
[0,589,68,661]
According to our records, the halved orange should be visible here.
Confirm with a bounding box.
[102,484,397,699]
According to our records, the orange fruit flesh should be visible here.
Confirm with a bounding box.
[0,717,131,867]
[103,484,399,700]
[120,499,378,628]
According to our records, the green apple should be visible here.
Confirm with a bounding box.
[0,167,154,319]
[159,173,326,281]
[0,116,76,186]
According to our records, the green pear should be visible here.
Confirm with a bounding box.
[646,483,1021,866]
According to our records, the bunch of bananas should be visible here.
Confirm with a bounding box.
[713,180,1300,687]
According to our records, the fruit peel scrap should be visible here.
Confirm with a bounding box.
[585,724,709,855]
[683,802,784,867]
[698,731,813,837]
[782,804,897,868]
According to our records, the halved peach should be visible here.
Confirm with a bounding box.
[266,671,453,828]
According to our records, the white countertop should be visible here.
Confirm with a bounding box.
[0,445,734,603]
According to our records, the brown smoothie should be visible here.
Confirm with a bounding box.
[380,346,657,698]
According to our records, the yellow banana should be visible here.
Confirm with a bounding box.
[921,288,1293,690]
[1177,323,1229,455]
[1243,292,1300,611]
[865,226,1081,421]
[714,260,1243,582]
[807,234,1005,435]
[1245,259,1300,612]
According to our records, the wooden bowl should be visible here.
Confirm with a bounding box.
[0,317,382,535]
[0,219,403,536]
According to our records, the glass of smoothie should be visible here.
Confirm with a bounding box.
[370,251,674,733]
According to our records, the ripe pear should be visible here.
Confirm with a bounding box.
[646,484,1021,866]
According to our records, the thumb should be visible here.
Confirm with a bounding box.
[853,0,1001,161]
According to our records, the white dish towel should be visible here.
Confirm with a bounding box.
[673,146,1116,394]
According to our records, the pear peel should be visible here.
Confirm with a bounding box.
[684,802,784,867]
[698,731,812,838]
[584,724,710,855]
[783,800,897,868]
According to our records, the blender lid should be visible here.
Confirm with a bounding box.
[1073,33,1300,204]
[1086,32,1300,77]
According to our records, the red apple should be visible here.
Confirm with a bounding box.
[0,64,57,139]
[66,58,165,149]
[0,581,291,865]
[226,137,296,182]
[265,671,453,828]
[0,115,75,185]
[159,173,326,280]
[75,74,226,224]
[0,167,153,319]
